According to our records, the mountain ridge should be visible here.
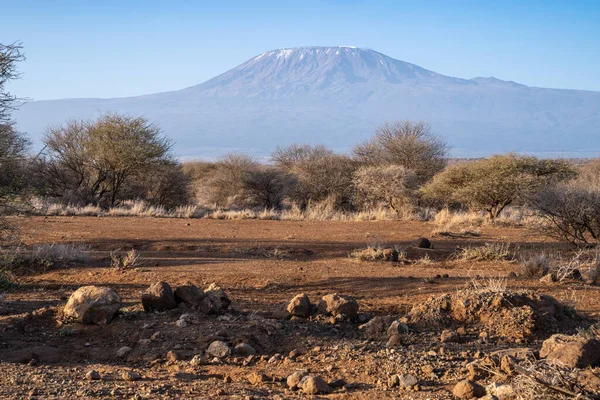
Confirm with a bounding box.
[13,46,600,158]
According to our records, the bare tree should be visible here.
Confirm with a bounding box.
[272,144,356,209]
[272,144,333,171]
[200,154,259,207]
[243,167,295,209]
[353,121,448,185]
[0,42,25,122]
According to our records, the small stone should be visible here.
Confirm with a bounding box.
[298,375,333,395]
[453,379,486,399]
[415,237,432,249]
[86,370,101,381]
[289,349,301,359]
[207,341,231,359]
[268,354,281,364]
[234,343,256,356]
[166,350,179,362]
[117,346,132,358]
[151,331,162,341]
[223,375,231,383]
[121,370,142,381]
[287,371,309,389]
[440,329,460,343]
[486,382,515,399]
[247,372,267,385]
[387,320,409,336]
[175,319,188,328]
[190,354,207,366]
[397,374,418,388]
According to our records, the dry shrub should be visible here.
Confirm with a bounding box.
[533,160,600,245]
[349,245,404,262]
[456,242,514,262]
[520,254,551,277]
[110,249,143,270]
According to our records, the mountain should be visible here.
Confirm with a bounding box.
[13,46,600,158]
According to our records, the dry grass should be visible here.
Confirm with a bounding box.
[464,276,509,293]
[456,242,514,262]
[413,254,433,265]
[1,243,89,277]
[433,207,542,230]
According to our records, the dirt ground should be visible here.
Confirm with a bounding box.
[1,216,599,399]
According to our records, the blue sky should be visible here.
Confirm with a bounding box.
[3,0,599,100]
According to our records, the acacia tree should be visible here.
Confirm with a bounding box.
[422,154,577,220]
[353,121,448,186]
[41,114,177,207]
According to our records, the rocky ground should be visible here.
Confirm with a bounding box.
[1,217,599,399]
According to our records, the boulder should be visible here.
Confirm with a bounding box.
[287,293,312,317]
[142,282,177,312]
[453,379,486,399]
[540,334,600,368]
[203,283,231,313]
[298,375,333,395]
[174,282,206,309]
[317,293,359,319]
[63,286,121,324]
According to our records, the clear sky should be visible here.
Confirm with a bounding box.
[3,0,599,100]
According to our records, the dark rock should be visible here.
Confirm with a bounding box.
[142,282,177,312]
